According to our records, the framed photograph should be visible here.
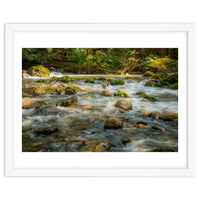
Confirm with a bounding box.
[5,24,196,176]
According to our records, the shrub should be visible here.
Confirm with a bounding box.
[143,71,155,77]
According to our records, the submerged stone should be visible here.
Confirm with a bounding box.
[34,127,58,135]
[114,100,132,110]
[56,96,78,107]
[104,118,123,129]
[65,88,76,95]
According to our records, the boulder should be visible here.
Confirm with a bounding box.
[27,65,50,77]
[66,85,82,92]
[33,88,46,96]
[65,88,76,95]
[81,140,111,152]
[114,100,132,110]
[34,127,58,135]
[104,117,123,129]
[159,112,178,121]
[56,96,78,107]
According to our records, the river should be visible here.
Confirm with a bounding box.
[22,73,178,152]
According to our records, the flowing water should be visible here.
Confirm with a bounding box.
[22,73,178,152]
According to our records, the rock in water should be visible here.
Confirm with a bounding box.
[159,112,178,121]
[34,127,58,135]
[104,118,123,129]
[33,88,46,96]
[114,100,132,110]
[65,88,76,95]
[56,96,78,107]
[101,90,110,96]
[27,65,50,77]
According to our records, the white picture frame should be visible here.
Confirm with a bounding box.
[5,23,196,177]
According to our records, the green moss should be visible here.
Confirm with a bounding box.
[60,76,72,83]
[160,73,178,85]
[109,79,125,85]
[98,77,106,81]
[51,76,58,80]
[143,71,155,77]
[136,91,146,97]
[37,79,45,83]
[114,90,129,98]
[152,74,160,79]
[66,85,82,92]
[145,95,157,102]
[144,81,153,87]
[27,65,50,77]
[136,91,157,102]
[85,79,95,84]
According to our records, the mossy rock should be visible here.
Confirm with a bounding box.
[27,65,50,77]
[56,96,78,107]
[98,77,106,81]
[60,76,72,83]
[66,85,82,92]
[85,79,95,84]
[114,90,129,98]
[136,91,146,97]
[114,100,132,110]
[136,91,157,102]
[33,88,46,96]
[51,76,59,80]
[159,112,178,121]
[145,81,153,87]
[37,79,50,83]
[143,71,155,77]
[159,73,178,88]
[104,118,123,129]
[65,88,76,95]
[56,86,65,93]
[152,74,160,79]
[109,79,125,85]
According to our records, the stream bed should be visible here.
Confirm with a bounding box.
[22,74,178,152]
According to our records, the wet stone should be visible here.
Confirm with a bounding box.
[34,127,59,135]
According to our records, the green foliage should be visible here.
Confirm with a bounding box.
[60,76,72,83]
[85,79,95,84]
[143,71,155,77]
[114,90,129,98]
[109,79,125,85]
[22,48,178,74]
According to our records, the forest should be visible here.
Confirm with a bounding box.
[22,48,178,74]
